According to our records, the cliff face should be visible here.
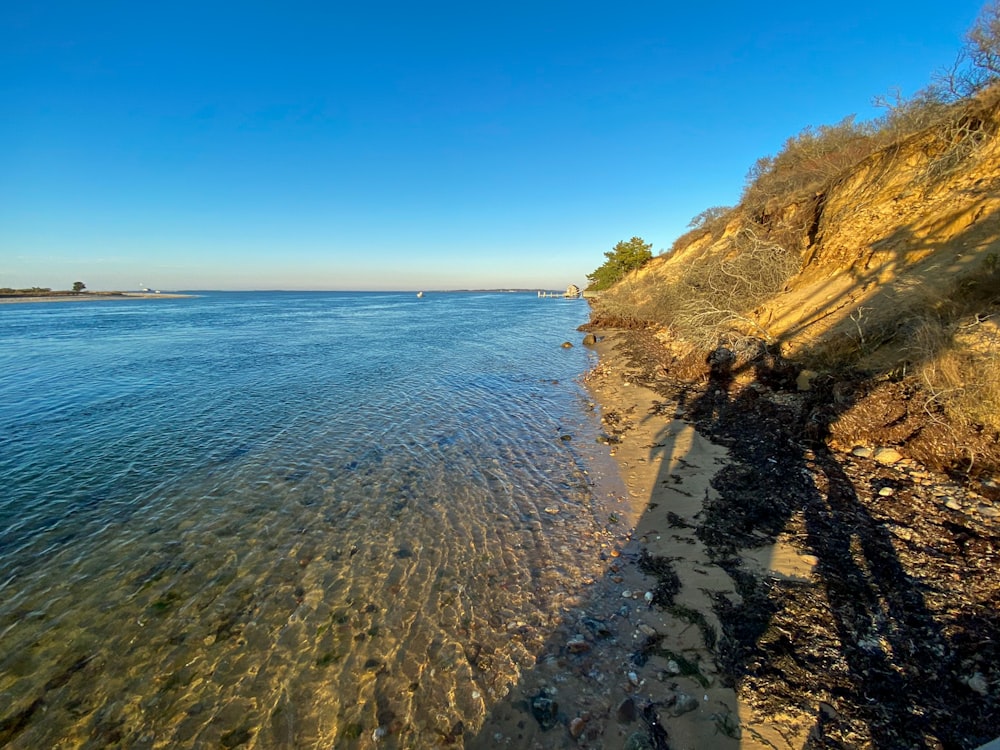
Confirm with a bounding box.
[592,87,1000,477]
[760,93,1000,356]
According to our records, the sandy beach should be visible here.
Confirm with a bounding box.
[579,334,816,749]
[471,325,1000,749]
[468,331,813,749]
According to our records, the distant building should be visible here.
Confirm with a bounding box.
[537,284,582,298]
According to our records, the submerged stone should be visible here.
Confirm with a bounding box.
[617,696,637,723]
[624,732,653,750]
[529,693,559,730]
[582,617,613,638]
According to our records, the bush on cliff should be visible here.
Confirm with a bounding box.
[586,236,654,292]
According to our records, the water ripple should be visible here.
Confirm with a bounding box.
[0,292,620,748]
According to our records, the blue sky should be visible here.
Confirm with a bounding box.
[1,1,988,291]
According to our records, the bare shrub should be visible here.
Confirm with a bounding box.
[968,2,1000,71]
[962,1,1000,92]
[916,3,1000,102]
[872,86,952,139]
[736,3,1000,234]
[589,275,655,327]
[670,227,801,349]
[924,108,996,181]
[742,116,880,217]
[869,2,1000,146]
[687,206,733,231]
[667,207,735,257]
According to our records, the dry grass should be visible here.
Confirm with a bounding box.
[908,255,1000,434]
[911,315,1000,434]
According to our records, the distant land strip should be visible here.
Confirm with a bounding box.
[0,292,194,304]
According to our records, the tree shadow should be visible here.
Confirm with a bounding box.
[682,344,1000,749]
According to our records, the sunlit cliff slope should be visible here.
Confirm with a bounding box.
[589,85,1000,478]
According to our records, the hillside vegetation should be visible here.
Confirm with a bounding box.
[588,15,1000,479]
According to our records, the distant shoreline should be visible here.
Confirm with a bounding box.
[0,292,194,304]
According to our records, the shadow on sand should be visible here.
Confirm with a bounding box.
[463,329,999,750]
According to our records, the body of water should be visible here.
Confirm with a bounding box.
[0,291,623,748]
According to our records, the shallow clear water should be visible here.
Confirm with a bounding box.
[0,291,622,748]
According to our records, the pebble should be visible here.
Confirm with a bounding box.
[945,498,963,511]
[669,691,699,716]
[891,527,914,542]
[873,447,904,465]
[569,716,587,738]
[967,672,989,695]
[878,487,895,497]
[583,617,613,638]
[852,446,873,458]
[978,504,999,518]
[627,670,640,686]
[567,635,591,654]
[622,590,633,599]
[796,369,818,391]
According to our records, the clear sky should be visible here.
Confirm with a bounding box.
[1,1,989,291]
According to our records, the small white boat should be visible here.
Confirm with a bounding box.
[417,291,424,298]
